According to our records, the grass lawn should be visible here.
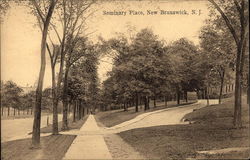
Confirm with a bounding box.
[96,100,196,127]
[28,115,89,134]
[118,96,249,159]
[1,112,50,120]
[2,115,89,160]
[1,134,76,160]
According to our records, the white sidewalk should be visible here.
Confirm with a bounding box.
[63,115,112,159]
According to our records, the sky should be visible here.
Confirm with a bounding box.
[1,0,210,88]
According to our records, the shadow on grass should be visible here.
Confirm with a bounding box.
[1,134,76,160]
[118,98,249,159]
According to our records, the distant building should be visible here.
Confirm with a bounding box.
[21,84,35,94]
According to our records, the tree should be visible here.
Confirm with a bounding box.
[200,24,235,104]
[41,0,95,133]
[31,0,58,148]
[67,49,100,120]
[21,91,35,115]
[61,37,94,130]
[1,81,23,116]
[208,0,249,128]
[102,28,174,112]
[167,38,200,104]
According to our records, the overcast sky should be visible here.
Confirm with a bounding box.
[1,0,210,88]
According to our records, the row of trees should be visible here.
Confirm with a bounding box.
[1,81,33,116]
[26,0,100,148]
[100,28,230,112]
[1,0,99,147]
[100,0,249,129]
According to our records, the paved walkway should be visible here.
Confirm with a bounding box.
[103,99,219,134]
[63,115,112,159]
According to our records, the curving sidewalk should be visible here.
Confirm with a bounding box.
[102,99,219,134]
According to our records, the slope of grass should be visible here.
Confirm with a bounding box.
[96,100,196,127]
[184,96,249,126]
[118,97,249,159]
[1,135,76,160]
[27,115,88,134]
[40,115,89,133]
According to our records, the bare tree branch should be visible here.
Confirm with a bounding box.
[32,0,45,23]
[208,0,240,45]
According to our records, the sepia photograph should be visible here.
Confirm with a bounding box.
[0,0,249,159]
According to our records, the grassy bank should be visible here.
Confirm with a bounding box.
[40,115,88,133]
[2,115,89,160]
[1,135,76,160]
[96,100,196,127]
[1,112,50,120]
[118,97,249,159]
[27,115,89,134]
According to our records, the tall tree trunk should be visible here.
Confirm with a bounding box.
[1,107,3,116]
[32,0,56,147]
[14,108,15,116]
[18,109,20,115]
[78,101,81,120]
[76,101,79,120]
[234,48,243,128]
[164,95,167,107]
[206,87,210,106]
[177,91,180,105]
[82,104,85,118]
[79,101,82,120]
[184,90,188,102]
[147,96,150,110]
[144,96,147,111]
[247,75,249,104]
[68,103,71,116]
[153,96,156,108]
[234,68,242,128]
[62,67,70,130]
[51,65,59,135]
[219,70,225,104]
[135,93,139,112]
[80,102,83,119]
[73,100,76,122]
[203,89,206,99]
[8,106,10,116]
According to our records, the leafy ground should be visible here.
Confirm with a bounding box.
[96,100,196,127]
[118,96,249,159]
[1,135,76,160]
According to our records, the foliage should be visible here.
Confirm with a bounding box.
[1,81,23,109]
